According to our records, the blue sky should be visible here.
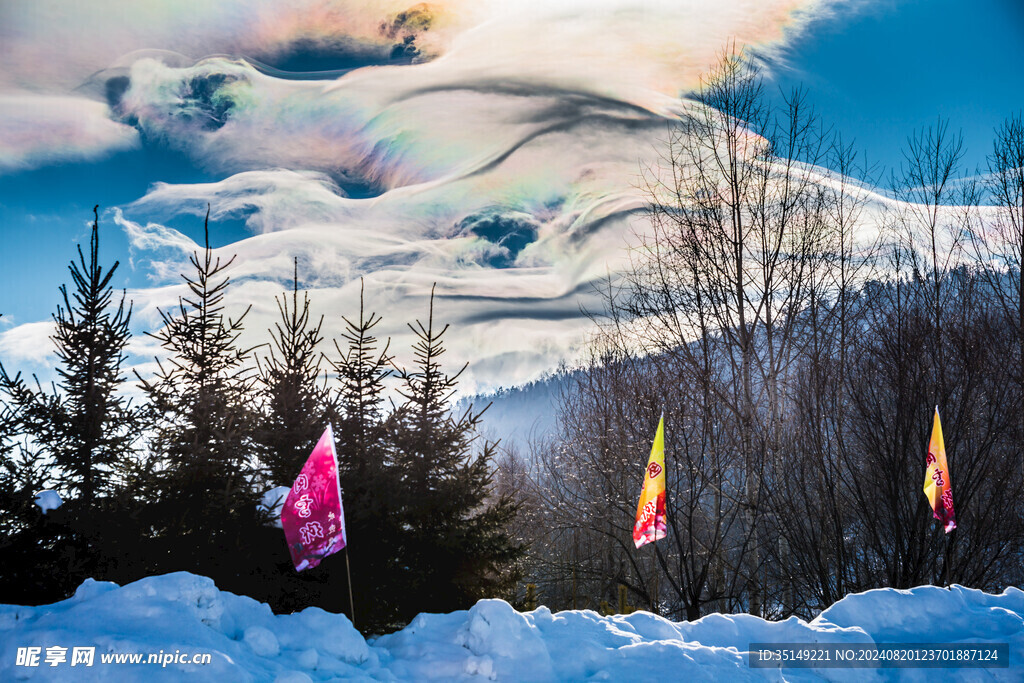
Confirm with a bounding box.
[768,0,1024,185]
[0,146,245,324]
[1,0,1022,391]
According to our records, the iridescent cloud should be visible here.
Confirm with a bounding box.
[0,0,853,392]
[0,93,138,172]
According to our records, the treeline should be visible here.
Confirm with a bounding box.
[0,208,522,633]
[505,51,1024,620]
[4,48,1024,630]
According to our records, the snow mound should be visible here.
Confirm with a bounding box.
[0,573,1021,681]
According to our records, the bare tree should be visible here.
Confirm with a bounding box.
[969,113,1024,406]
[514,53,1024,622]
[765,136,880,614]
[624,46,832,616]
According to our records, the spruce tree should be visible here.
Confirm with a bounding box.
[0,389,62,603]
[256,259,330,488]
[51,206,136,505]
[325,280,399,626]
[0,346,64,602]
[387,286,522,622]
[331,279,392,473]
[0,209,137,595]
[135,209,258,574]
[0,208,135,508]
[0,369,52,539]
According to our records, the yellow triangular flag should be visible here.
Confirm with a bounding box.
[924,407,956,533]
[633,415,667,548]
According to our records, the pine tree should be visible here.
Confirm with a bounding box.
[0,387,62,603]
[256,259,330,488]
[0,365,52,539]
[0,209,137,596]
[0,339,65,603]
[387,286,522,622]
[330,279,392,474]
[135,209,258,573]
[0,208,136,508]
[324,280,399,626]
[52,206,137,505]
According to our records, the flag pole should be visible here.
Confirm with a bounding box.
[942,532,950,587]
[941,405,948,587]
[344,546,356,628]
[925,405,956,586]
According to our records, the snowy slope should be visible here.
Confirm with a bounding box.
[1,572,1021,681]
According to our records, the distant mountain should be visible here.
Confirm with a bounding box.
[456,370,579,453]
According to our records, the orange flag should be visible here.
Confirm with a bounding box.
[633,415,667,548]
[923,407,956,533]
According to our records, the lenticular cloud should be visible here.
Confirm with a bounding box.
[0,0,850,391]
[0,93,138,172]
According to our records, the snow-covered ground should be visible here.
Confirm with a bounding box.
[1,572,1020,681]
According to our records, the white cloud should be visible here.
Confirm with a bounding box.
[112,209,196,282]
[1,1,841,90]
[0,0,461,89]
[0,321,56,367]
[1,0,864,394]
[128,170,354,234]
[114,174,614,394]
[0,93,138,173]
